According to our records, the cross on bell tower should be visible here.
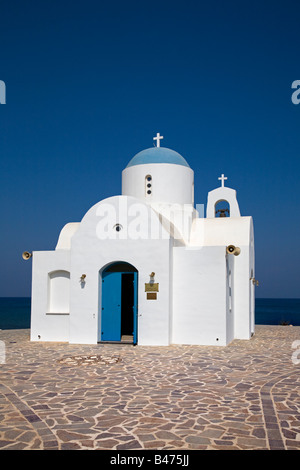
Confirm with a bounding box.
[153,132,164,147]
[218,173,228,187]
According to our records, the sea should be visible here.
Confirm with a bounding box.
[0,297,299,330]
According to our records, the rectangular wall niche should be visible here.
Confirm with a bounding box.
[47,270,70,313]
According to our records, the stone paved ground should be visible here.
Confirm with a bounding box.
[0,326,299,450]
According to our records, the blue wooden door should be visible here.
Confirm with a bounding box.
[101,271,122,341]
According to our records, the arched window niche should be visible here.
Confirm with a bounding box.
[47,270,70,314]
[215,199,230,218]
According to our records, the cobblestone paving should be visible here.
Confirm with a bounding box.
[0,326,299,450]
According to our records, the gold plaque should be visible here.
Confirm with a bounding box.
[145,283,159,292]
[147,293,157,300]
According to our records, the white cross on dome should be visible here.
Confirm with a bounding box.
[153,132,164,147]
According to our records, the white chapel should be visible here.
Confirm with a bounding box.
[26,134,256,346]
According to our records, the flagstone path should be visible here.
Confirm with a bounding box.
[0,326,299,450]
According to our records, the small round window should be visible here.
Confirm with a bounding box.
[145,175,152,196]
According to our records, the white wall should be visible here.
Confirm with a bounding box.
[189,216,254,341]
[69,196,173,345]
[250,221,255,336]
[56,223,80,249]
[172,246,228,346]
[122,163,194,205]
[151,203,197,245]
[233,247,251,339]
[190,217,252,247]
[233,240,255,340]
[30,192,255,347]
[30,251,70,342]
[226,254,235,344]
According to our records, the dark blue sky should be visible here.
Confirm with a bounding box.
[0,1,299,297]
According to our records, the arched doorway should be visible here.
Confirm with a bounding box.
[100,262,138,344]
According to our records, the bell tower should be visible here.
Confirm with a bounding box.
[206,174,241,218]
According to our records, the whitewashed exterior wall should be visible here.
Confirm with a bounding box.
[29,156,255,347]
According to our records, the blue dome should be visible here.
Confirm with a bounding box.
[126,147,190,168]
